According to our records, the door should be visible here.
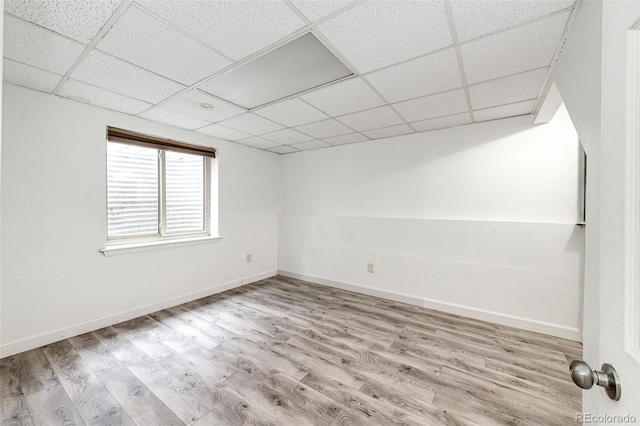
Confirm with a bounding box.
[591,8,640,421]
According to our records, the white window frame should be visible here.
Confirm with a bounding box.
[102,128,219,255]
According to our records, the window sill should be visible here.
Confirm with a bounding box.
[100,235,222,257]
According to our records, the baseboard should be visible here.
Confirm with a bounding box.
[420,297,582,342]
[0,270,277,358]
[243,270,278,285]
[278,269,582,342]
[278,270,426,307]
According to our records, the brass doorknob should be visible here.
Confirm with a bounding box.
[569,360,621,401]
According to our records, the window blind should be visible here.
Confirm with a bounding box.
[107,127,217,158]
[106,142,159,237]
[165,151,205,234]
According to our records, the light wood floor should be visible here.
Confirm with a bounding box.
[1,276,582,426]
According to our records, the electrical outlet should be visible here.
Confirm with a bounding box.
[367,263,374,273]
[246,254,252,263]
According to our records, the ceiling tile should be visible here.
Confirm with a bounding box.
[254,99,328,127]
[198,32,352,110]
[322,133,369,146]
[301,78,385,116]
[217,113,285,135]
[363,124,414,139]
[3,58,62,93]
[261,129,314,145]
[366,48,462,103]
[197,124,251,141]
[318,1,451,72]
[71,50,185,103]
[97,6,231,85]
[411,112,472,132]
[461,12,570,84]
[289,1,354,23]
[4,0,122,43]
[136,0,305,60]
[394,89,468,123]
[451,0,573,42]
[295,119,353,139]
[474,100,536,122]
[290,140,332,151]
[139,106,210,130]
[58,79,152,114]
[162,90,245,122]
[3,13,85,74]
[337,106,404,132]
[469,68,548,110]
[269,145,300,154]
[238,137,282,150]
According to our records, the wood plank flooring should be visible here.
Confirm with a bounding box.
[1,276,582,425]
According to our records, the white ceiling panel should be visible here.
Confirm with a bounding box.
[3,58,62,93]
[289,1,354,23]
[217,113,285,135]
[474,100,536,122]
[197,124,251,141]
[295,119,353,139]
[290,140,332,151]
[451,0,574,42]
[469,68,548,110]
[261,128,314,144]
[238,137,282,150]
[366,48,462,103]
[394,89,468,123]
[136,0,305,60]
[269,145,300,154]
[322,133,369,146]
[301,78,385,116]
[71,50,185,103]
[337,106,404,132]
[97,6,231,85]
[58,79,152,114]
[255,98,328,127]
[4,0,122,43]
[318,1,452,73]
[461,11,570,84]
[162,90,245,122]
[198,32,352,110]
[410,112,472,132]
[139,106,210,130]
[363,124,414,139]
[3,13,85,74]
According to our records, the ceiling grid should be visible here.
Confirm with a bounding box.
[2,0,578,154]
[443,0,476,124]
[51,0,135,94]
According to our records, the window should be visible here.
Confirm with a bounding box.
[105,127,215,245]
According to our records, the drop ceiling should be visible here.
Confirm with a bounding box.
[2,0,576,154]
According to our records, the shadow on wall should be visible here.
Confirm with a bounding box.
[334,115,539,177]
[566,224,586,339]
[282,105,580,223]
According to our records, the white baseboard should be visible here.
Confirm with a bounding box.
[243,270,278,285]
[278,270,425,307]
[419,297,582,342]
[0,270,277,358]
[278,269,582,342]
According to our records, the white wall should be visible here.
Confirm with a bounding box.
[0,84,281,356]
[280,106,584,340]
